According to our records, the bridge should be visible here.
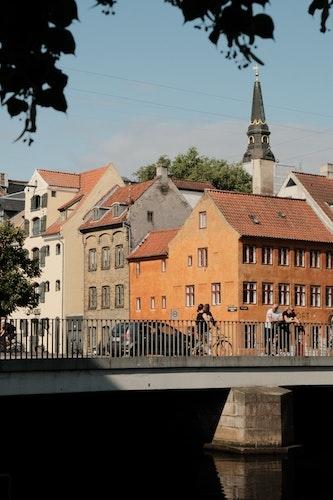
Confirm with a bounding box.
[1,356,333,397]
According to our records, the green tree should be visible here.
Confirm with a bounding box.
[134,147,252,192]
[0,1,330,142]
[0,221,40,318]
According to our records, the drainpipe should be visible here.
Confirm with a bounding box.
[123,220,131,319]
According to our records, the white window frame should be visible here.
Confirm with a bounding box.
[278,283,290,306]
[262,283,273,305]
[295,249,305,267]
[243,282,257,304]
[310,286,321,307]
[198,248,208,267]
[199,211,207,229]
[211,283,221,305]
[185,285,195,307]
[295,285,306,307]
[262,246,272,265]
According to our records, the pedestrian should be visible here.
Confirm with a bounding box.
[281,307,299,354]
[202,304,216,355]
[264,303,282,355]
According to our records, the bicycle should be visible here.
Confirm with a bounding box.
[191,326,232,356]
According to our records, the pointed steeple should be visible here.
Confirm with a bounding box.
[243,67,275,163]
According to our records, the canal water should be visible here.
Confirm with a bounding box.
[1,388,332,499]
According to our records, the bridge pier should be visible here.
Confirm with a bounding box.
[207,386,297,454]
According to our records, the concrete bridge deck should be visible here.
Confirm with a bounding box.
[1,356,333,396]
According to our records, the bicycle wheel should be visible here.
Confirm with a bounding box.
[216,339,232,356]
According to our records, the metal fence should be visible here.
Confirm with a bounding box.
[1,318,333,359]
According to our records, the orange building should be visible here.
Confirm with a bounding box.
[129,190,333,324]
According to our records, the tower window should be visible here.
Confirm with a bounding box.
[262,135,269,144]
[249,136,254,144]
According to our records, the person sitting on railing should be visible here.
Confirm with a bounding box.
[282,307,300,354]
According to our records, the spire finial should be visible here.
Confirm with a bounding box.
[253,65,259,82]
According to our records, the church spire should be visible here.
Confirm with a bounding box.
[243,67,275,163]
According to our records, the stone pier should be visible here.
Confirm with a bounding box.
[207,386,296,454]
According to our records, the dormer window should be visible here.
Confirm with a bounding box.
[111,204,126,217]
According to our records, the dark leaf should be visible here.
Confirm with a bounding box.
[36,88,67,112]
[44,28,76,55]
[6,97,29,117]
[49,0,79,28]
[308,0,326,15]
[253,13,274,39]
[181,0,209,21]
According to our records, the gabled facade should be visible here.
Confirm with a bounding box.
[129,190,333,324]
[12,163,123,322]
[79,171,193,320]
[278,166,333,234]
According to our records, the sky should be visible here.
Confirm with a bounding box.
[2,0,333,182]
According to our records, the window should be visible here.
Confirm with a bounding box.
[278,284,290,306]
[39,283,45,303]
[101,247,110,270]
[136,297,141,311]
[24,219,30,236]
[30,195,41,211]
[310,250,320,268]
[101,286,110,308]
[115,284,124,308]
[147,211,154,223]
[88,249,97,271]
[243,244,256,264]
[185,285,195,307]
[45,281,50,292]
[262,247,272,265]
[40,215,47,233]
[115,245,124,268]
[187,255,192,267]
[161,259,166,272]
[135,262,140,276]
[88,287,97,309]
[56,243,61,255]
[326,251,333,269]
[45,245,50,256]
[243,282,257,304]
[262,283,273,305]
[295,285,306,307]
[150,297,155,309]
[211,283,221,305]
[326,287,333,307]
[310,286,321,307]
[41,193,48,208]
[32,217,40,236]
[51,191,56,197]
[295,249,305,267]
[199,211,207,229]
[55,280,61,291]
[161,296,167,309]
[40,246,46,267]
[32,247,39,261]
[278,248,289,266]
[198,248,208,267]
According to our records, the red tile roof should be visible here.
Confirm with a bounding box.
[44,219,62,236]
[208,190,333,243]
[79,181,155,231]
[173,179,213,191]
[128,229,179,260]
[101,180,154,207]
[294,172,333,224]
[38,169,80,189]
[42,165,109,235]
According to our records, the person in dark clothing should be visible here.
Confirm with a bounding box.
[282,307,300,354]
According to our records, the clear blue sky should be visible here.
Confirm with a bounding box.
[2,0,333,182]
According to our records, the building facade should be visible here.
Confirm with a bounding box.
[129,190,333,324]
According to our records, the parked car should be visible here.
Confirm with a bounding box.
[100,321,190,357]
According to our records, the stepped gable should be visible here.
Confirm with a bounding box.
[128,228,179,260]
[207,189,333,243]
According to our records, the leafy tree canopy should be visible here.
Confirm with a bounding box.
[0,221,40,317]
[134,146,252,192]
[0,1,330,143]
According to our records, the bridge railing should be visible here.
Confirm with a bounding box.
[1,318,333,359]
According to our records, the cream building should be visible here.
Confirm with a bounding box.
[12,163,123,328]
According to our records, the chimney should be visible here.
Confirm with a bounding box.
[320,163,333,179]
[155,156,170,179]
[0,173,8,190]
